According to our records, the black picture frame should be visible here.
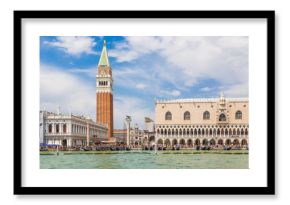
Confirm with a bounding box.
[14,10,275,195]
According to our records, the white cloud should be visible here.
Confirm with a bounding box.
[68,67,96,78]
[200,87,213,92]
[40,64,95,119]
[110,36,249,97]
[40,64,154,129]
[160,89,181,97]
[135,83,147,89]
[44,36,98,56]
[223,83,249,98]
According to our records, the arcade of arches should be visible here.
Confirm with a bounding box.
[155,124,248,148]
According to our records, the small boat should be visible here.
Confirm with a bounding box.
[83,146,92,151]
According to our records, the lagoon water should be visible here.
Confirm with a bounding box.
[40,151,248,169]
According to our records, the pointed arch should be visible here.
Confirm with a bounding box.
[209,129,212,135]
[219,113,226,121]
[202,139,208,145]
[187,139,193,147]
[172,139,178,146]
[202,128,205,136]
[165,139,171,147]
[210,139,216,145]
[217,128,220,135]
[157,139,163,145]
[218,139,223,145]
[225,139,231,145]
[237,128,241,136]
[241,139,248,146]
[195,139,201,146]
[233,139,240,145]
[241,128,244,136]
[179,139,186,145]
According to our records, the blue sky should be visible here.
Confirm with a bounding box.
[40,36,248,128]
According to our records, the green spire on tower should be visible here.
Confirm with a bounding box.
[98,40,110,66]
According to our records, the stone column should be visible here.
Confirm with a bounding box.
[86,123,90,146]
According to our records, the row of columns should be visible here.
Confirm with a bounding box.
[156,128,248,139]
[155,138,248,146]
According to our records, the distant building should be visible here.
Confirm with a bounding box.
[113,129,127,145]
[143,117,155,146]
[39,110,108,147]
[130,124,145,146]
[155,93,249,148]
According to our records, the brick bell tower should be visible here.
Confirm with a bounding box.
[96,40,113,142]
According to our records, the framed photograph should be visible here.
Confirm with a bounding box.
[14,10,275,195]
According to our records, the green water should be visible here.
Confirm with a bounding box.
[40,151,248,169]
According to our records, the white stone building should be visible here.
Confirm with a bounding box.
[39,110,108,147]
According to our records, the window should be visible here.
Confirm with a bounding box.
[165,111,172,120]
[219,113,226,121]
[235,110,242,119]
[56,124,59,133]
[99,81,108,86]
[48,124,52,133]
[63,124,67,133]
[203,111,210,120]
[184,111,190,120]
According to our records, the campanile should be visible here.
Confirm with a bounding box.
[96,40,113,141]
